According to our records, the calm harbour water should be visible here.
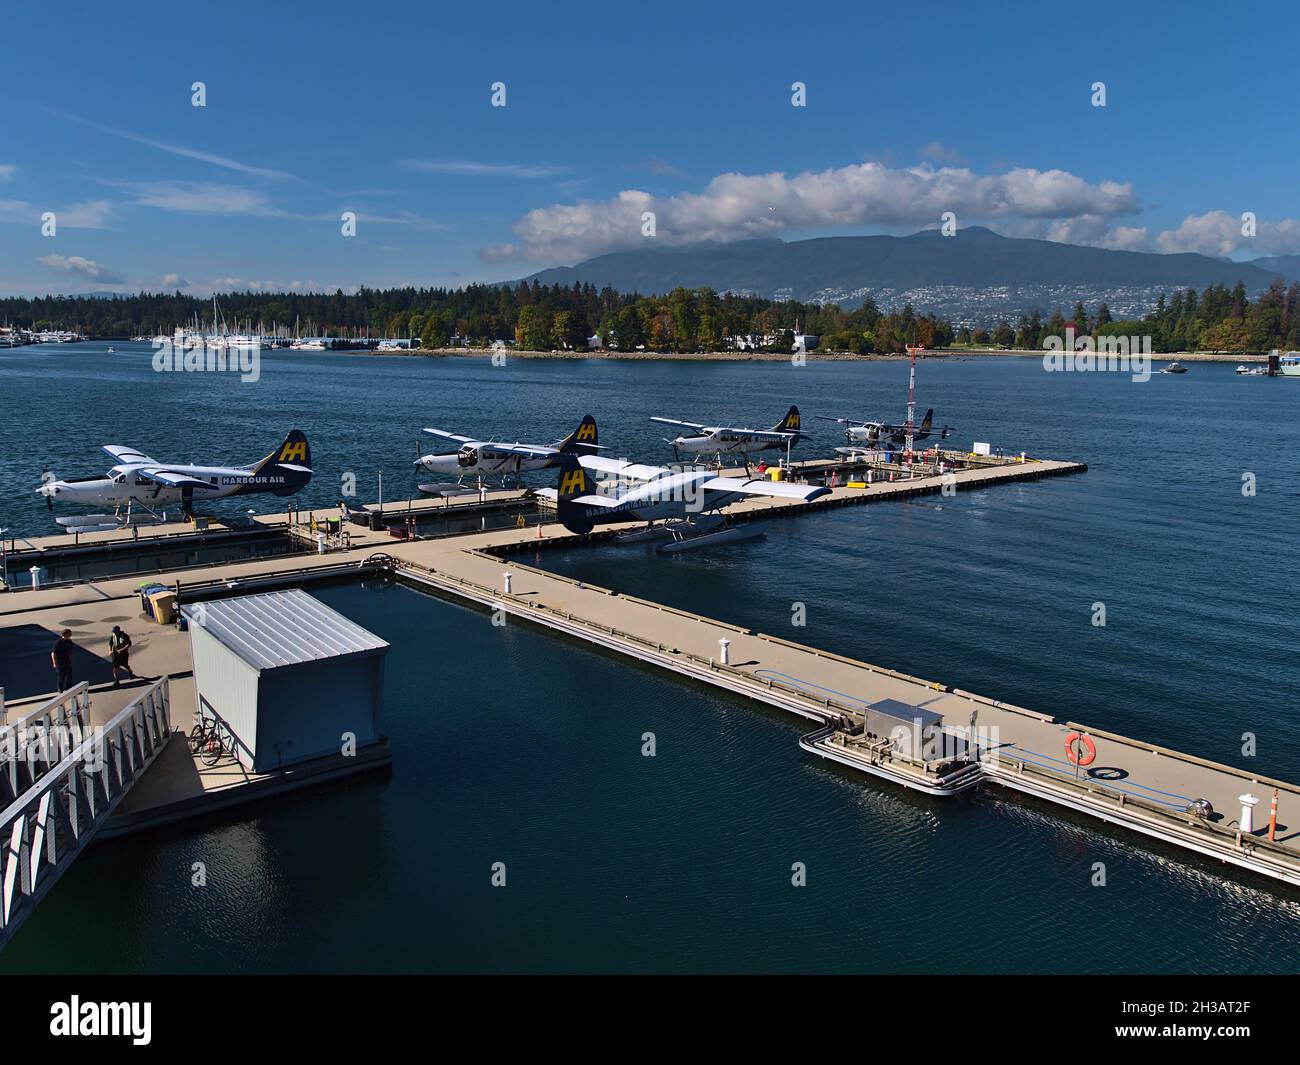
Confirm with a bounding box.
[2,341,1298,973]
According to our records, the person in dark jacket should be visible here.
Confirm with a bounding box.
[109,625,134,688]
[51,629,75,692]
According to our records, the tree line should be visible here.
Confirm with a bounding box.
[4,278,1298,353]
[976,280,1300,353]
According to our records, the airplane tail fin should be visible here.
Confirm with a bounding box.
[555,453,597,534]
[255,429,313,496]
[918,409,934,436]
[557,414,599,453]
[772,405,805,436]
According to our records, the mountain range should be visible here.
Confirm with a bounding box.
[519,227,1293,324]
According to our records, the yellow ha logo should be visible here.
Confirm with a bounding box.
[279,440,307,463]
[559,468,587,495]
[576,421,596,441]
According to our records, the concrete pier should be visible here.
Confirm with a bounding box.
[6,448,1297,891]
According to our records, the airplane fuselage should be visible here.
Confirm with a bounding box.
[417,443,560,477]
[570,469,749,526]
[41,462,301,508]
[672,431,790,455]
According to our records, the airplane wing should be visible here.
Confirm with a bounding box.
[711,427,806,442]
[816,416,868,427]
[579,455,672,481]
[701,477,830,502]
[421,428,476,444]
[483,443,557,459]
[136,468,221,491]
[102,444,156,465]
[649,417,708,430]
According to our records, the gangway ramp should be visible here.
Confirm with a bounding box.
[1,684,93,809]
[0,679,173,950]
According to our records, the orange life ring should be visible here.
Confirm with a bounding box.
[1064,732,1096,767]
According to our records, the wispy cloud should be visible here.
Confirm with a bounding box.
[0,197,113,228]
[484,160,1140,263]
[402,159,569,179]
[37,253,125,285]
[0,164,15,181]
[48,108,297,181]
[919,142,966,164]
[110,180,280,216]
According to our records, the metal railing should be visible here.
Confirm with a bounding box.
[0,678,172,951]
[0,684,92,808]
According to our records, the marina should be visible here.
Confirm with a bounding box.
[2,340,1300,983]
[6,437,1300,953]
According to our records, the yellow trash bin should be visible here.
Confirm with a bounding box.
[147,589,177,625]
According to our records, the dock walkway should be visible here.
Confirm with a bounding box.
[5,451,1297,890]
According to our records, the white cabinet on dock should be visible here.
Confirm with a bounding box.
[182,588,389,773]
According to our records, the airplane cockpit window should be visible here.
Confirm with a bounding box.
[113,473,127,484]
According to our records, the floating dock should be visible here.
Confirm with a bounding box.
[5,447,1299,923]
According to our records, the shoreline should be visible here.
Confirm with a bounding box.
[353,346,1270,365]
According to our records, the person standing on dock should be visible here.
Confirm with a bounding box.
[51,629,75,692]
[109,625,135,688]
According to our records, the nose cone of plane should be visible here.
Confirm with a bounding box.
[419,454,456,473]
[36,481,61,498]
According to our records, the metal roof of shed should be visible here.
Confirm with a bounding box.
[182,588,389,671]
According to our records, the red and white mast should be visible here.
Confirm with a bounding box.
[904,343,922,460]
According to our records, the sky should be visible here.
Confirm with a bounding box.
[1,0,1297,298]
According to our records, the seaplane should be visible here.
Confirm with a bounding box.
[650,406,810,470]
[37,430,313,526]
[415,415,602,492]
[536,418,831,552]
[817,408,953,456]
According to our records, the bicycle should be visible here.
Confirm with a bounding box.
[189,711,231,767]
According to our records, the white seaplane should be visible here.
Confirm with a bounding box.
[415,415,602,492]
[650,405,810,470]
[536,418,830,552]
[817,408,953,455]
[37,430,313,526]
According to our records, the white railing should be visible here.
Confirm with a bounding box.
[0,683,92,809]
[0,678,172,951]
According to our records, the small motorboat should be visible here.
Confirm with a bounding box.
[1236,364,1266,376]
[1160,361,1189,374]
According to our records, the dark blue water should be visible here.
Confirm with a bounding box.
[2,342,1298,973]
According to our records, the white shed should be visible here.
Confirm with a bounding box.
[182,589,389,773]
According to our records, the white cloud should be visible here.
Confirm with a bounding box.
[997,215,1152,251]
[55,199,114,229]
[0,164,15,180]
[485,161,1140,262]
[1155,210,1300,257]
[919,142,965,163]
[118,181,278,215]
[36,253,125,285]
[0,197,113,228]
[402,159,568,179]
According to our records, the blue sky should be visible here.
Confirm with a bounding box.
[2,0,1296,297]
